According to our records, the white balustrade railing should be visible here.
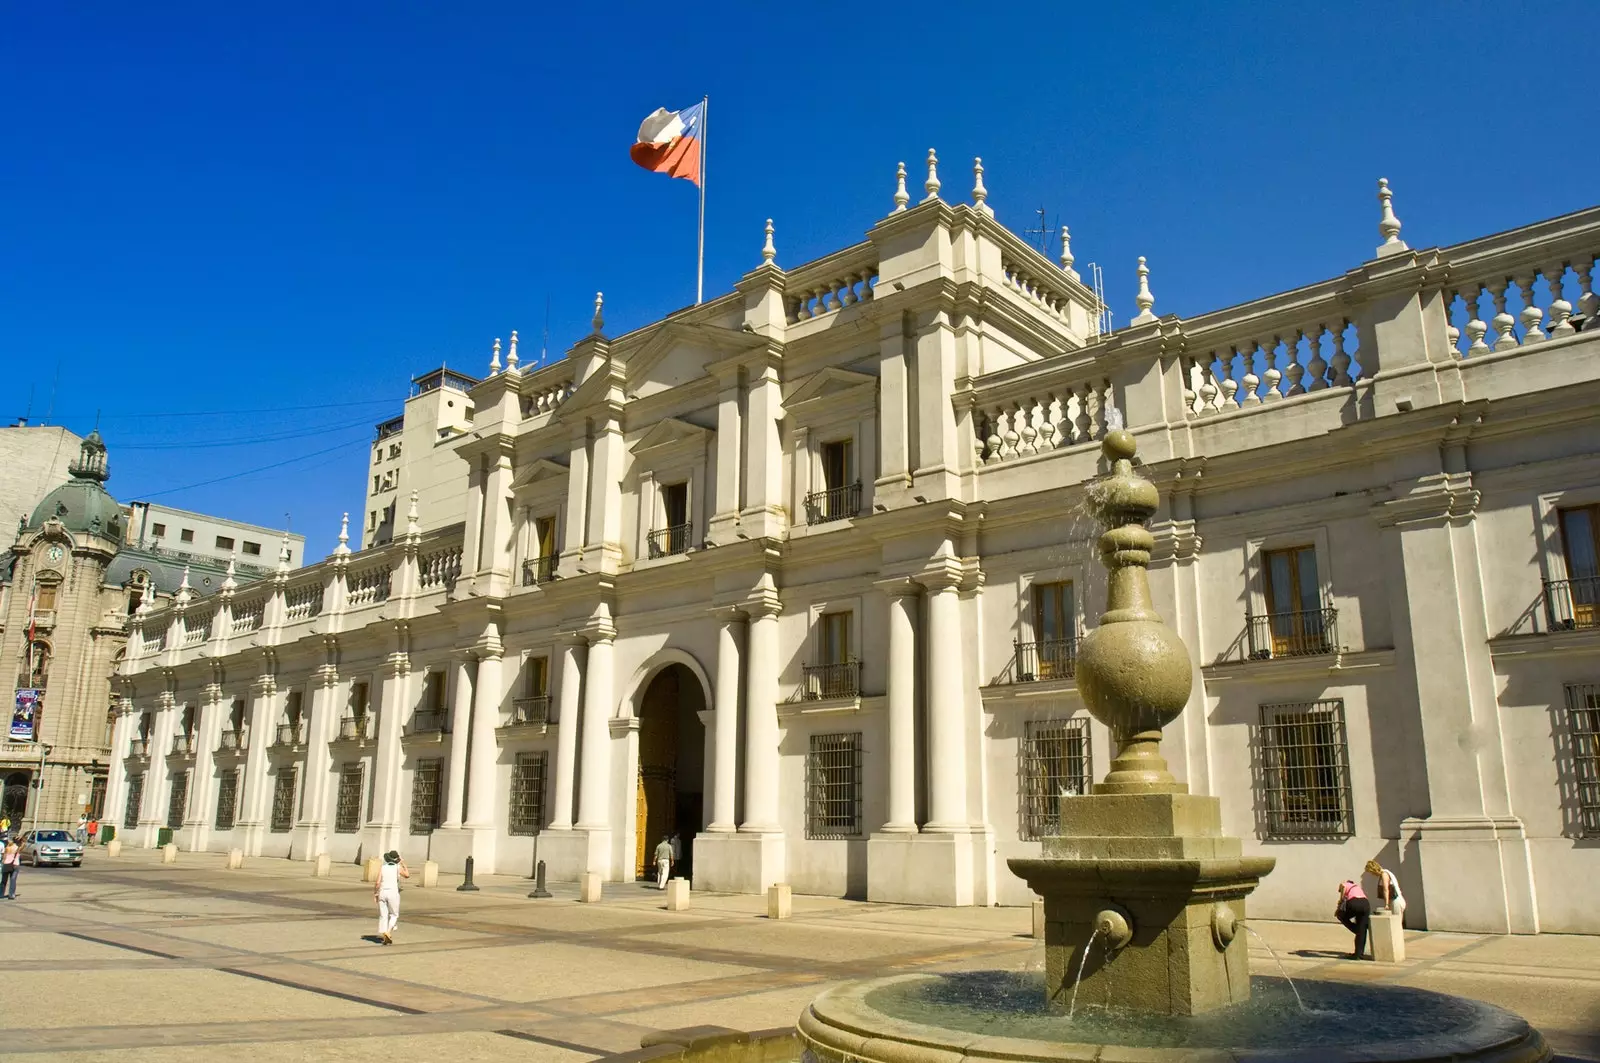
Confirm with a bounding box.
[1000,256,1077,327]
[283,582,324,622]
[230,597,266,635]
[181,608,214,647]
[141,628,166,655]
[787,263,878,323]
[418,546,462,591]
[1183,320,1361,417]
[975,375,1114,465]
[520,367,575,418]
[345,564,393,607]
[1441,254,1599,358]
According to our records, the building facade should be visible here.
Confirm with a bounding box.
[1,423,82,542]
[112,166,1600,934]
[125,502,306,576]
[360,368,478,550]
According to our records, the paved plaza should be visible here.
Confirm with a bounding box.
[0,848,1595,1061]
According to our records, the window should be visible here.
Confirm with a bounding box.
[35,582,58,612]
[349,682,371,718]
[270,768,298,832]
[807,439,861,524]
[525,656,549,697]
[806,733,863,838]
[804,612,859,699]
[513,657,551,724]
[1557,505,1600,629]
[180,529,194,543]
[243,541,261,556]
[151,523,166,537]
[1021,581,1077,680]
[215,770,239,831]
[89,775,107,820]
[819,611,851,665]
[124,775,144,828]
[509,751,548,835]
[1255,546,1332,657]
[1019,717,1092,840]
[334,763,364,833]
[1258,699,1353,838]
[650,482,690,557]
[22,640,49,688]
[166,771,189,830]
[215,535,235,550]
[388,443,401,460]
[410,759,443,834]
[1561,683,1600,836]
[526,516,558,584]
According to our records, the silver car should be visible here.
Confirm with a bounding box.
[19,829,83,867]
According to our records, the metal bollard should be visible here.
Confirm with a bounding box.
[528,859,552,899]
[456,854,480,892]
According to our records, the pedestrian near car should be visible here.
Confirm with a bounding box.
[1363,859,1406,923]
[87,818,98,845]
[1,837,19,900]
[1336,879,1373,960]
[76,814,88,844]
[654,836,673,889]
[373,850,408,945]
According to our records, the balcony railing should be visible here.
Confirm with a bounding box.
[128,738,149,758]
[801,660,862,700]
[511,696,551,726]
[1014,637,1080,682]
[804,482,863,525]
[1544,576,1599,631]
[217,728,250,753]
[522,554,558,586]
[337,715,373,741]
[1245,606,1338,659]
[647,524,691,559]
[272,722,304,748]
[170,733,196,756]
[15,673,44,691]
[409,709,450,736]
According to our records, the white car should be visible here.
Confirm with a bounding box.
[19,829,83,867]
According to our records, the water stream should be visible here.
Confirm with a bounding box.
[1244,925,1306,1013]
[1064,927,1102,1021]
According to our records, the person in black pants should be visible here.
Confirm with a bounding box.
[1337,879,1373,960]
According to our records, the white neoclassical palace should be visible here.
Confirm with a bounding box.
[112,159,1600,934]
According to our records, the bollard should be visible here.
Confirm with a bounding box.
[226,848,244,870]
[1371,912,1406,963]
[456,855,480,892]
[1032,898,1046,940]
[363,857,380,883]
[528,859,552,899]
[665,877,691,911]
[106,839,122,859]
[422,860,439,888]
[579,871,602,903]
[313,853,331,878]
[160,843,178,864]
[767,883,792,920]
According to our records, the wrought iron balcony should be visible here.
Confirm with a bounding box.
[522,554,558,586]
[128,737,149,758]
[1014,637,1080,682]
[337,715,373,741]
[409,709,450,736]
[170,733,196,756]
[801,660,862,701]
[804,481,863,525]
[217,728,250,753]
[15,672,45,691]
[510,696,551,726]
[272,722,304,748]
[1245,606,1338,660]
[1544,576,1599,631]
[647,523,691,559]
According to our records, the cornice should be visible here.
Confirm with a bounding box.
[1201,647,1396,684]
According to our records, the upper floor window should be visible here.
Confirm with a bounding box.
[243,541,261,556]
[180,529,195,543]
[513,657,551,725]
[151,523,166,537]
[649,482,691,557]
[804,610,859,699]
[1252,545,1334,657]
[524,515,559,585]
[1018,581,1076,681]
[348,681,370,719]
[1557,505,1600,630]
[806,439,861,525]
[20,640,49,689]
[34,581,58,613]
[216,536,235,550]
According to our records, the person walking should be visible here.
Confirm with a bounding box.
[373,850,409,945]
[87,818,99,846]
[77,814,88,844]
[1,837,19,900]
[1336,878,1372,960]
[1364,859,1406,923]
[653,835,673,889]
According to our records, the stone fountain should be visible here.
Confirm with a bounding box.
[796,428,1551,1062]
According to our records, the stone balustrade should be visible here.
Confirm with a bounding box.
[180,608,214,647]
[519,363,575,418]
[1000,255,1078,328]
[418,545,461,591]
[345,563,392,608]
[786,247,878,323]
[230,596,266,635]
[282,580,324,622]
[973,372,1114,466]
[1437,215,1600,357]
[1184,319,1361,417]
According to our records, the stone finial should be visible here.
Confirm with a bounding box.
[175,565,193,605]
[761,218,776,265]
[892,162,909,212]
[506,330,520,372]
[277,533,292,574]
[489,337,502,375]
[1376,178,1407,256]
[221,550,238,592]
[406,490,420,536]
[592,292,605,334]
[923,149,941,202]
[971,157,992,216]
[334,512,351,557]
[1059,226,1079,281]
[1132,256,1157,324]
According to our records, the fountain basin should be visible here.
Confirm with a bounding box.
[798,972,1550,1063]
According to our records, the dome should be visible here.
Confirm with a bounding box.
[26,432,123,538]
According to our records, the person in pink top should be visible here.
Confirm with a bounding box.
[1336,879,1373,960]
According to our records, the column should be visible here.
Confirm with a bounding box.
[912,311,961,500]
[574,627,614,830]
[883,585,919,832]
[293,666,339,856]
[741,360,785,537]
[464,650,503,827]
[584,417,625,570]
[548,637,585,830]
[922,570,968,831]
[440,655,474,829]
[235,678,276,854]
[104,704,135,834]
[740,597,781,832]
[364,655,410,853]
[708,371,744,537]
[184,684,225,848]
[708,612,745,832]
[139,694,178,844]
[475,447,516,595]
[561,428,590,574]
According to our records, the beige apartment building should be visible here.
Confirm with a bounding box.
[111,161,1600,934]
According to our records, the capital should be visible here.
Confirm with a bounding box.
[914,558,965,593]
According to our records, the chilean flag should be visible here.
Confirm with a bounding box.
[630,101,704,186]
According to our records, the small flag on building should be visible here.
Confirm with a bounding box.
[630,101,705,185]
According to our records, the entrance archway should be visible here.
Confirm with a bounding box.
[633,664,706,880]
[2,771,31,828]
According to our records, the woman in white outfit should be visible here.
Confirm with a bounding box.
[374,850,409,945]
[1364,859,1406,923]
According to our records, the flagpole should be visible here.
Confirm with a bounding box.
[696,95,707,305]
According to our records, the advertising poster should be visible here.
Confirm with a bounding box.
[11,689,41,742]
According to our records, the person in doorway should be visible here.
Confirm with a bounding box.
[1336,879,1372,960]
[0,836,19,900]
[1364,859,1405,923]
[77,814,88,844]
[654,835,674,889]
[373,850,409,945]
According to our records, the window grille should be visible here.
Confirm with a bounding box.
[214,770,239,831]
[410,759,443,834]
[509,751,548,836]
[1258,699,1354,838]
[124,774,144,829]
[166,771,189,830]
[806,733,863,839]
[270,767,298,833]
[1018,717,1093,840]
[1561,682,1600,836]
[334,763,365,833]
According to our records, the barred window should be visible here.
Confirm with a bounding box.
[806,733,863,839]
[509,751,548,836]
[214,770,239,831]
[166,771,189,830]
[1561,682,1600,836]
[334,763,365,833]
[124,774,144,828]
[270,767,298,833]
[410,759,443,834]
[1019,717,1093,841]
[1259,699,1353,838]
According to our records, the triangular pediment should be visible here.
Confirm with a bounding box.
[625,322,766,398]
[784,367,877,411]
[510,458,569,490]
[630,417,713,458]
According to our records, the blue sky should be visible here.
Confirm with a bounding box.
[5,2,1595,559]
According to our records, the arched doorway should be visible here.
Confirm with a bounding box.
[2,772,31,828]
[633,664,706,880]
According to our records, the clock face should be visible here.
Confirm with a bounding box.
[44,545,64,564]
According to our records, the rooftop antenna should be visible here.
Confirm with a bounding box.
[1023,208,1058,256]
[44,359,61,425]
[542,295,551,367]
[1086,261,1112,339]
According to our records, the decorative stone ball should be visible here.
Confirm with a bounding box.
[1076,620,1195,736]
[1102,428,1138,464]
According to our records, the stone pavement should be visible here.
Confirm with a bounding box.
[0,848,1595,1061]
